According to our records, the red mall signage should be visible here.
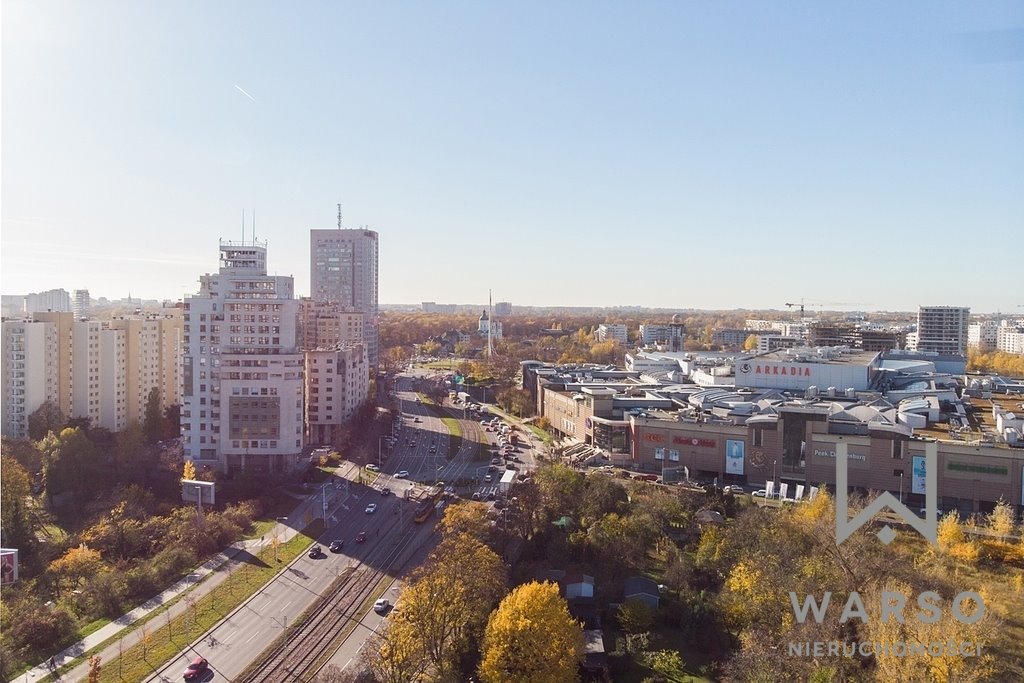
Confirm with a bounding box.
[673,436,716,448]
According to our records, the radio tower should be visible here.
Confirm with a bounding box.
[337,203,342,229]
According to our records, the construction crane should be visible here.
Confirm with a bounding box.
[785,299,873,319]
[785,300,806,318]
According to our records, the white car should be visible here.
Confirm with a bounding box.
[365,503,377,514]
[366,463,380,472]
[374,598,390,614]
[395,470,409,478]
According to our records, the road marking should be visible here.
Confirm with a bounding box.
[342,657,354,670]
[245,631,260,643]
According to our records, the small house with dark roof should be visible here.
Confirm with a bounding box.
[624,576,660,610]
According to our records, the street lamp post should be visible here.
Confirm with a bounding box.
[772,460,777,500]
[898,471,904,505]
[377,435,389,468]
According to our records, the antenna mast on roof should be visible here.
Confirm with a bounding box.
[252,209,256,242]
[337,203,342,229]
[241,209,245,242]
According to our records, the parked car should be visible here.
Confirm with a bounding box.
[365,503,378,514]
[183,656,209,681]
[329,540,344,552]
[374,598,390,614]
[722,485,744,494]
[396,470,409,478]
[366,464,380,472]
[308,545,323,559]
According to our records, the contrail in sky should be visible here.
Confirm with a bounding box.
[234,84,257,102]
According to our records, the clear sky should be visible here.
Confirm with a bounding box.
[2,1,1021,313]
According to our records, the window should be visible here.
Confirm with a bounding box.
[892,440,903,459]
[752,427,764,447]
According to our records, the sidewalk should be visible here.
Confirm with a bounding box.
[14,475,344,683]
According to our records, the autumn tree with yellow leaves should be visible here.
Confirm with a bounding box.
[395,532,506,680]
[478,581,584,683]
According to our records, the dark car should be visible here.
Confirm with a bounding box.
[329,540,344,553]
[308,545,323,558]
[183,656,209,681]
[356,531,367,543]
[380,486,392,496]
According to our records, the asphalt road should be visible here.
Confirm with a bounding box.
[142,370,539,682]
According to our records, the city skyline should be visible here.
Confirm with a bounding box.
[2,2,1022,312]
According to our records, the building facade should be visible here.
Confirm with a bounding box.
[181,239,304,473]
[24,289,71,314]
[596,324,628,345]
[310,228,379,369]
[298,298,364,351]
[917,306,969,355]
[1,320,58,438]
[305,343,369,446]
[72,289,91,321]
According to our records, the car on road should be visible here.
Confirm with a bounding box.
[491,458,501,465]
[183,656,209,681]
[366,463,380,472]
[471,492,482,501]
[308,545,323,559]
[414,417,421,422]
[365,503,378,514]
[722,485,744,494]
[356,531,367,543]
[329,540,344,552]
[395,470,409,478]
[374,598,390,614]
[380,486,391,496]
[484,474,493,482]
[429,446,437,453]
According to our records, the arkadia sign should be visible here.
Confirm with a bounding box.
[786,441,986,659]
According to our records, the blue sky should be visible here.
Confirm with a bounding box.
[2,1,1021,312]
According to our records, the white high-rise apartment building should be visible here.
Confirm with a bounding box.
[181,239,303,474]
[310,228,379,369]
[108,311,183,425]
[24,288,71,314]
[968,320,999,351]
[596,324,628,345]
[1,312,138,435]
[1,320,58,438]
[72,289,91,320]
[298,298,364,351]
[917,306,969,355]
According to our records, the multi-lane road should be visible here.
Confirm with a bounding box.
[144,371,535,681]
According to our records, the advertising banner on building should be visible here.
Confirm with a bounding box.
[725,440,745,475]
[795,484,805,500]
[0,549,18,585]
[766,481,775,498]
[912,455,927,495]
[654,448,664,461]
[780,482,789,500]
[669,449,680,462]
[809,486,819,501]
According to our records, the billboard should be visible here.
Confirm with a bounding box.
[912,456,927,496]
[1,549,18,585]
[725,440,745,475]
[654,448,664,460]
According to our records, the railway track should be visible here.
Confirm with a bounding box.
[239,517,421,682]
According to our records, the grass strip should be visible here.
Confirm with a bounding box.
[86,521,324,683]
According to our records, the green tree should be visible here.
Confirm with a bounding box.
[142,387,163,444]
[42,427,106,504]
[27,400,66,441]
[49,545,104,595]
[618,598,654,635]
[478,581,583,683]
